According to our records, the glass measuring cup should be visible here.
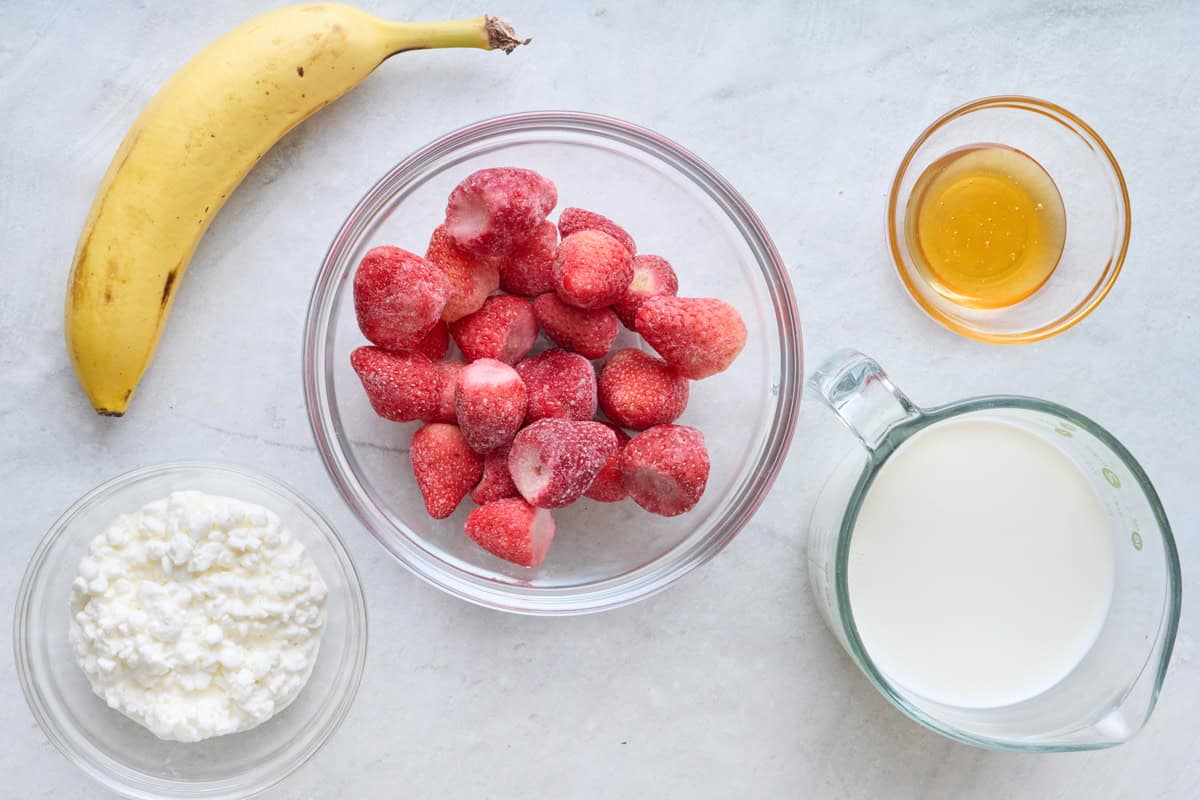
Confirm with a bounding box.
[806,350,1181,751]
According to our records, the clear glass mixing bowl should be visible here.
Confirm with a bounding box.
[304,111,802,614]
[13,462,368,799]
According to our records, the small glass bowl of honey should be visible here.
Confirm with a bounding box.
[887,96,1130,343]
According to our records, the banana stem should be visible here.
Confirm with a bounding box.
[379,16,530,56]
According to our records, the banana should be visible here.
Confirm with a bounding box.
[65,4,527,416]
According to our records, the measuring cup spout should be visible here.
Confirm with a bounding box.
[808,350,922,452]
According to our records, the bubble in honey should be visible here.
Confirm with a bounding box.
[904,144,1066,309]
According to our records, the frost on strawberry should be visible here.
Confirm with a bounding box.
[349,346,440,422]
[464,498,556,568]
[613,254,679,329]
[620,424,710,517]
[425,224,500,323]
[427,359,465,424]
[514,349,597,423]
[508,419,618,509]
[532,293,619,360]
[598,348,689,430]
[552,230,634,309]
[635,296,747,379]
[444,167,557,259]
[449,294,538,364]
[499,220,558,297]
[410,423,484,519]
[557,207,636,255]
[470,445,519,505]
[353,246,450,351]
[455,358,528,453]
[583,423,631,503]
[412,321,450,361]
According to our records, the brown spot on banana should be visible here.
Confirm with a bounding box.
[160,269,178,309]
[69,234,94,306]
[68,138,149,308]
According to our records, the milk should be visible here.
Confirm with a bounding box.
[847,418,1115,709]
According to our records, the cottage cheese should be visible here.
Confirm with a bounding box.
[68,491,328,742]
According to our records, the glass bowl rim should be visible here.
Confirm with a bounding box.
[886,95,1132,344]
[12,460,369,800]
[303,110,803,615]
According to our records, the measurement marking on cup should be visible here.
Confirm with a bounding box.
[1131,531,1143,551]
[1102,467,1121,488]
[1054,421,1077,438]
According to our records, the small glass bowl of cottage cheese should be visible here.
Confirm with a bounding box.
[14,463,367,799]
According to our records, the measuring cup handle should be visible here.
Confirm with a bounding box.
[808,350,922,452]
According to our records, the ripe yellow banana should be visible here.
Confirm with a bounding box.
[66,4,527,416]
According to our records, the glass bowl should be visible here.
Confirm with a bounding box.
[304,111,802,615]
[887,96,1131,343]
[13,463,368,800]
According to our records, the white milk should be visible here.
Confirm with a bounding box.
[847,418,1114,708]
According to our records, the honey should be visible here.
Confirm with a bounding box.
[904,144,1066,309]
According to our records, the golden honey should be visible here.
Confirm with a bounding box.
[904,144,1066,309]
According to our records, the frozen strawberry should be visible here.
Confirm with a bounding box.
[552,230,634,309]
[410,423,484,519]
[350,347,440,422]
[620,425,710,516]
[455,359,528,453]
[598,349,689,430]
[470,445,519,505]
[558,207,636,255]
[583,424,631,503]
[514,349,597,423]
[464,498,556,568]
[532,293,620,359]
[425,224,501,323]
[427,359,465,424]
[613,254,679,329]
[508,419,619,509]
[353,246,450,351]
[499,220,557,296]
[444,167,557,259]
[635,296,747,379]
[411,321,450,360]
[449,294,538,364]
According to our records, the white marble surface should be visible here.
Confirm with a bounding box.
[2,1,1198,797]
